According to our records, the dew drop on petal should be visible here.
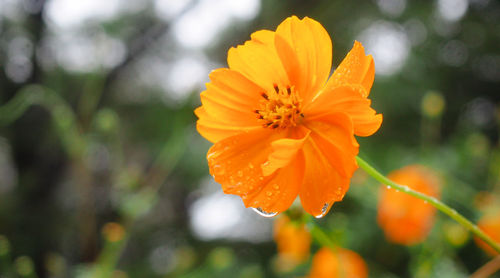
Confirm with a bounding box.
[237,170,243,177]
[386,185,391,189]
[314,203,331,219]
[266,191,273,197]
[212,165,224,176]
[252,207,278,218]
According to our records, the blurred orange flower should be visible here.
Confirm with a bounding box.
[273,215,311,265]
[307,247,368,278]
[377,165,441,245]
[195,15,382,217]
[475,210,500,256]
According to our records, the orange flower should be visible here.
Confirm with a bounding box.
[196,16,382,217]
[307,247,368,278]
[273,215,311,264]
[377,165,441,245]
[475,210,500,256]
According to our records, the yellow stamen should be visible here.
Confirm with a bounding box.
[254,85,302,129]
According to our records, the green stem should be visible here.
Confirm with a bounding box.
[307,220,336,250]
[356,156,500,254]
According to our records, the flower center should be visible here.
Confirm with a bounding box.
[254,84,303,129]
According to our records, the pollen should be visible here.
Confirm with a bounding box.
[254,84,303,129]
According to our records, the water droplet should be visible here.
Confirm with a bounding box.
[252,207,278,218]
[266,191,273,197]
[248,163,254,169]
[315,203,331,219]
[212,165,225,176]
[273,184,280,190]
[386,185,391,189]
[237,170,243,177]
[423,200,428,204]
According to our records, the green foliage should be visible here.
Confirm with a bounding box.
[0,0,499,277]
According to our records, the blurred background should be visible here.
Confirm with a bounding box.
[0,0,499,277]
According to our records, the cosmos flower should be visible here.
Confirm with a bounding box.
[307,247,368,278]
[475,209,500,256]
[377,165,441,245]
[195,16,382,217]
[273,215,311,265]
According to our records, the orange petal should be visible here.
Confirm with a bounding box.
[207,128,302,214]
[304,113,359,178]
[275,16,332,105]
[304,84,382,137]
[324,41,375,96]
[227,30,289,93]
[196,68,264,142]
[262,127,310,176]
[245,152,305,214]
[274,216,311,263]
[377,165,440,245]
[299,130,357,217]
[475,213,500,256]
[308,247,368,278]
[195,107,258,143]
[207,128,278,195]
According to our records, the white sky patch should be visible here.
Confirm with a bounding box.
[189,179,272,242]
[172,0,261,49]
[404,19,428,46]
[375,0,407,17]
[44,0,121,29]
[48,32,126,73]
[0,0,25,21]
[155,0,192,20]
[165,56,209,99]
[436,0,469,22]
[359,21,410,76]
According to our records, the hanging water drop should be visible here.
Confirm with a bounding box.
[252,207,278,217]
[315,203,331,219]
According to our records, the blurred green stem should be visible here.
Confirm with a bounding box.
[308,221,336,250]
[356,156,500,254]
